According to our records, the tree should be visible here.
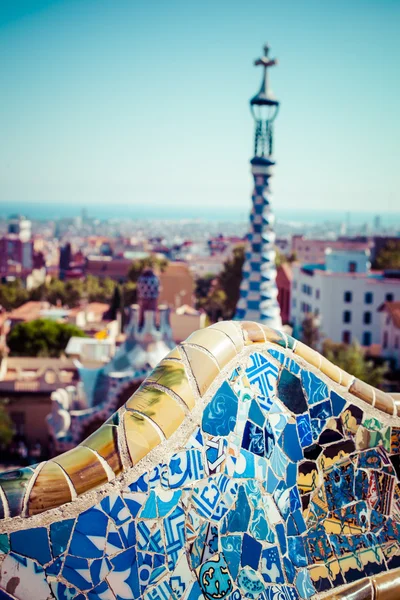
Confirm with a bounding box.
[0,402,13,447]
[301,314,321,350]
[275,250,297,268]
[0,279,29,311]
[323,340,388,388]
[374,240,400,270]
[217,245,245,319]
[7,319,85,358]
[127,256,168,283]
[194,274,214,304]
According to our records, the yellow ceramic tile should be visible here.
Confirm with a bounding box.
[123,410,163,464]
[297,467,320,494]
[146,359,196,409]
[28,462,72,516]
[126,386,185,438]
[320,356,342,384]
[373,569,400,600]
[241,321,266,344]
[82,424,122,475]
[259,325,287,347]
[374,388,395,415]
[323,516,342,535]
[293,341,321,369]
[183,345,220,396]
[163,346,181,360]
[52,446,108,496]
[349,378,375,407]
[184,328,237,370]
[339,369,353,389]
[308,563,330,585]
[209,322,244,352]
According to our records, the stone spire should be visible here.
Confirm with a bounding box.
[235,43,282,328]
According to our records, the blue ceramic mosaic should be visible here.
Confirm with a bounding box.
[1,347,400,599]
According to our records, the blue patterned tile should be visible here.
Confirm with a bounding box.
[69,507,108,559]
[246,352,279,402]
[294,568,316,599]
[140,491,158,518]
[301,370,328,405]
[101,494,131,525]
[168,450,205,489]
[260,546,285,583]
[309,399,332,420]
[198,555,233,599]
[62,556,92,591]
[222,486,251,533]
[164,505,185,569]
[50,519,74,558]
[296,414,313,448]
[221,535,242,580]
[108,546,140,599]
[202,381,239,436]
[237,566,265,598]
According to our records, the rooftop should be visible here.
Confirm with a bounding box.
[379,301,400,329]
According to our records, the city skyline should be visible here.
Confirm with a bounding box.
[1,0,399,214]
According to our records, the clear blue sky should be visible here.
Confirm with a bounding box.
[0,0,399,215]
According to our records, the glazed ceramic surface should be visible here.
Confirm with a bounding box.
[0,321,399,600]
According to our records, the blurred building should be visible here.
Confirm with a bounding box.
[291,234,372,264]
[379,302,400,367]
[0,357,80,446]
[276,263,292,325]
[47,268,176,452]
[290,249,400,347]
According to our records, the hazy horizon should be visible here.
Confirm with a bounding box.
[1,0,399,215]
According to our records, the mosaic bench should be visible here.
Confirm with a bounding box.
[0,321,399,600]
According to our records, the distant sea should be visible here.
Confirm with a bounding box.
[0,201,399,227]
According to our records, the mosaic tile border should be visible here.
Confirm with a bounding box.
[0,321,396,527]
[0,321,400,600]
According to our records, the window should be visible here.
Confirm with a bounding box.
[343,311,351,323]
[315,308,319,316]
[342,331,351,344]
[386,293,394,302]
[292,298,297,308]
[293,281,297,290]
[349,262,357,273]
[395,337,399,349]
[344,291,352,303]
[316,289,320,299]
[365,292,373,304]
[362,331,372,346]
[363,311,372,325]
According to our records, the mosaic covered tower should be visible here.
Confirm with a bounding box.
[235,44,282,328]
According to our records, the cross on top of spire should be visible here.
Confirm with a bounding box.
[254,43,278,70]
[250,42,279,108]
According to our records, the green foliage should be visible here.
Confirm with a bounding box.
[301,314,321,350]
[127,256,168,283]
[0,279,29,311]
[275,250,297,268]
[375,240,400,270]
[195,274,214,302]
[323,340,388,388]
[7,319,85,358]
[0,402,13,446]
[194,246,244,322]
